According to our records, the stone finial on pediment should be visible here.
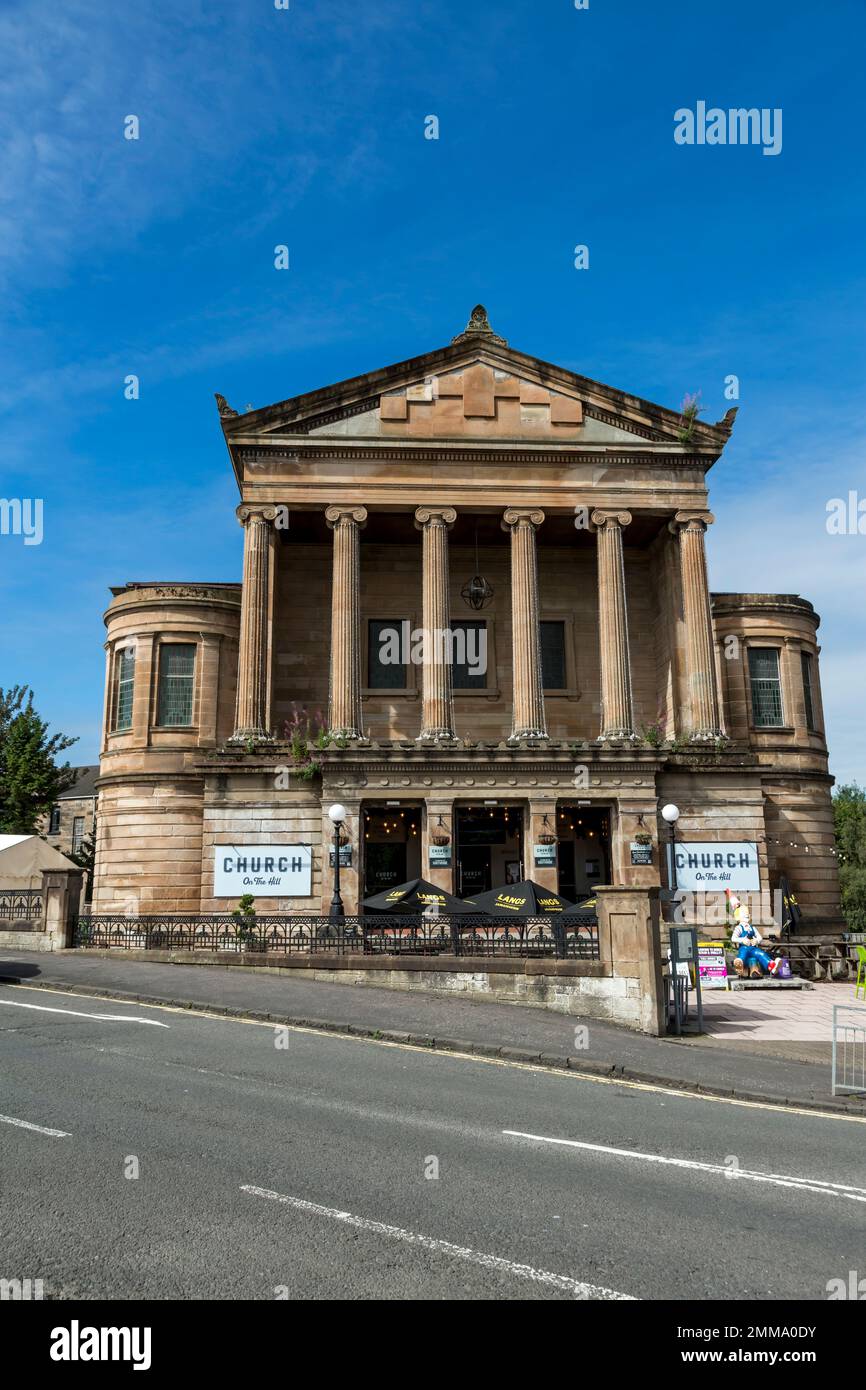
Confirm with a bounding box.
[451,304,508,347]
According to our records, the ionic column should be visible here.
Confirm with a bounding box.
[415,506,458,743]
[502,508,547,742]
[670,510,723,741]
[592,510,636,740]
[230,505,277,743]
[325,505,367,740]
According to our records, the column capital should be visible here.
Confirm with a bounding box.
[236,504,279,526]
[502,507,545,532]
[325,505,368,529]
[414,506,457,530]
[669,509,715,535]
[591,509,632,531]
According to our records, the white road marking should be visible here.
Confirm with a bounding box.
[0,1112,70,1138]
[503,1130,866,1203]
[241,1184,634,1300]
[0,999,168,1027]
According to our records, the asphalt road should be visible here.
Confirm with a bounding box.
[1,980,864,1301]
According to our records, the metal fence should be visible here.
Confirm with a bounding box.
[72,912,599,960]
[832,1004,866,1097]
[0,889,43,926]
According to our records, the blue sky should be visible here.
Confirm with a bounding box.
[2,0,864,783]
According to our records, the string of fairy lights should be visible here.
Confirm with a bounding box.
[359,808,839,857]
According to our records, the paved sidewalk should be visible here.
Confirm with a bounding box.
[701,981,857,1045]
[0,948,862,1113]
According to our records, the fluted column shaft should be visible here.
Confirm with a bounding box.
[231,505,276,742]
[671,510,722,740]
[502,508,547,741]
[415,506,458,742]
[325,505,367,740]
[592,509,636,739]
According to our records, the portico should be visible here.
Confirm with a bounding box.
[227,500,724,753]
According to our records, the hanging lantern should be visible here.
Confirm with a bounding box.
[461,526,494,610]
[432,814,451,847]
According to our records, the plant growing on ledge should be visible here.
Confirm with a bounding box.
[676,391,703,443]
[640,722,664,749]
[282,705,346,780]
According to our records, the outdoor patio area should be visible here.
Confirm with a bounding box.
[698,980,862,1045]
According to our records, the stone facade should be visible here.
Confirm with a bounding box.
[92,309,841,934]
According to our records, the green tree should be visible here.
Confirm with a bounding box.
[833,783,866,932]
[0,686,78,834]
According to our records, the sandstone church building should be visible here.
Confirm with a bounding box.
[91,308,841,932]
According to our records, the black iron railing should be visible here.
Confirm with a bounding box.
[72,913,599,960]
[0,890,44,926]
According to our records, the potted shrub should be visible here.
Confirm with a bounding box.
[231,893,264,953]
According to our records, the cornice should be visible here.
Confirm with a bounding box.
[235,442,716,470]
[711,592,818,622]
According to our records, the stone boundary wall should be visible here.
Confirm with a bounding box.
[0,869,83,953]
[62,946,652,1029]
[63,884,665,1032]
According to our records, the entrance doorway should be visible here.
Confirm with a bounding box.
[556,804,611,902]
[455,805,524,900]
[362,806,422,897]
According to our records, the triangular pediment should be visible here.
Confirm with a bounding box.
[215,310,737,451]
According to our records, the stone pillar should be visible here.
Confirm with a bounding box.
[198,633,222,747]
[595,884,665,1035]
[423,799,456,894]
[41,868,84,950]
[528,799,559,894]
[502,508,547,742]
[592,510,636,740]
[670,511,722,741]
[415,506,458,743]
[131,634,155,747]
[325,505,368,740]
[231,505,277,743]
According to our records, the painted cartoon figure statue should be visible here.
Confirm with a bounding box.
[730,904,780,979]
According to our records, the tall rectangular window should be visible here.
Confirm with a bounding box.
[71,817,85,855]
[748,648,784,727]
[540,620,567,690]
[367,619,410,690]
[112,647,135,731]
[157,643,196,726]
[801,651,816,731]
[451,620,487,690]
[48,806,61,835]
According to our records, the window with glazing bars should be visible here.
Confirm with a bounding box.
[157,643,196,726]
[801,651,816,730]
[540,621,567,690]
[113,647,135,731]
[71,817,85,855]
[367,620,409,689]
[748,647,783,727]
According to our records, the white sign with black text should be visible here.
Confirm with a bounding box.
[673,841,760,892]
[213,845,312,897]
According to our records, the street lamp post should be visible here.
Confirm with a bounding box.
[328,803,348,923]
[661,802,681,901]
